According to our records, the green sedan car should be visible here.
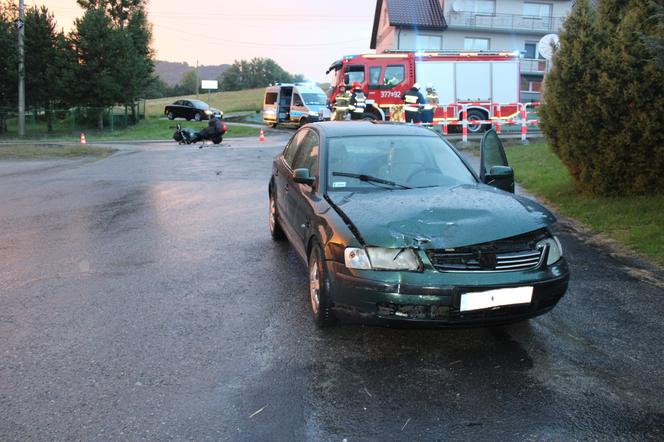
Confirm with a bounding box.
[268,122,569,327]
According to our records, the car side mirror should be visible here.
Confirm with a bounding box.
[483,165,515,193]
[293,168,315,186]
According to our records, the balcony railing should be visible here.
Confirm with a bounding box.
[521,58,547,74]
[447,11,564,33]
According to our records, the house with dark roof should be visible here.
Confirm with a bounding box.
[371,0,574,100]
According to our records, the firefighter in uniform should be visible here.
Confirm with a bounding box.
[349,82,367,120]
[422,83,439,124]
[401,83,426,123]
[332,84,352,121]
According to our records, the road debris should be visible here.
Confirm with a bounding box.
[401,417,411,431]
[249,405,267,418]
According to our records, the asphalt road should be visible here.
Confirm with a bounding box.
[1,135,663,441]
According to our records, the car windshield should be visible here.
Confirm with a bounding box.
[327,135,477,191]
[301,93,328,106]
[190,100,209,110]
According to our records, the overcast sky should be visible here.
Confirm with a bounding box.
[30,0,377,83]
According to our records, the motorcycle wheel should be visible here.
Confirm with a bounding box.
[212,136,222,145]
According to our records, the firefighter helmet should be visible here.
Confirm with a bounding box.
[352,82,362,90]
[413,83,422,90]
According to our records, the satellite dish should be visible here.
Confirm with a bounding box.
[537,34,560,60]
[452,0,464,12]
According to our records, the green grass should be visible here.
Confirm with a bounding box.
[506,142,664,265]
[0,144,115,160]
[145,88,264,118]
[91,118,261,141]
[0,118,261,142]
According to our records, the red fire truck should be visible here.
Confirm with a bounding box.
[326,51,522,132]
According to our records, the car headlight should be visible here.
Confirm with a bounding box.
[537,236,563,265]
[204,110,212,115]
[344,247,420,271]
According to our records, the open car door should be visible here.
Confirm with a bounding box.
[480,129,515,193]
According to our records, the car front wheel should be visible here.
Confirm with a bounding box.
[167,111,175,120]
[308,244,335,328]
[194,112,202,122]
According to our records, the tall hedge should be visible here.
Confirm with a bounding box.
[540,0,664,195]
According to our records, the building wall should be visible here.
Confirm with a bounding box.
[375,1,397,53]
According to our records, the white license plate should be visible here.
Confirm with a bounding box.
[460,286,533,312]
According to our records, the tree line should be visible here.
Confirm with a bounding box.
[145,58,306,98]
[0,0,153,132]
[540,0,664,196]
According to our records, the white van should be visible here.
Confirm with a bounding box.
[262,83,331,127]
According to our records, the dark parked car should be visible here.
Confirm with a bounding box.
[164,99,223,121]
[268,122,569,327]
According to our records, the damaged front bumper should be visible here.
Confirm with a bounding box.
[326,259,569,327]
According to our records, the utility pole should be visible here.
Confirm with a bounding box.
[17,0,25,137]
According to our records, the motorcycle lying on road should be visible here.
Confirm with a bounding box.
[173,117,228,145]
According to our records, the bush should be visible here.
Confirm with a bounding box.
[540,0,664,196]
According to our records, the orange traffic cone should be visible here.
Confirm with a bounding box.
[259,129,265,142]
[80,133,86,144]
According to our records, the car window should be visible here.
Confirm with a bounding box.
[173,100,181,105]
[327,135,476,190]
[283,131,305,168]
[384,65,405,86]
[292,130,320,178]
[182,101,191,107]
[293,94,304,107]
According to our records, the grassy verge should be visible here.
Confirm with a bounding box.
[505,142,664,265]
[0,118,261,142]
[0,144,115,160]
[92,118,261,141]
[145,88,264,118]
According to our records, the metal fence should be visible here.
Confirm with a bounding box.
[447,11,564,33]
[0,102,146,139]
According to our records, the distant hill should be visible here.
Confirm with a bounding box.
[154,60,230,86]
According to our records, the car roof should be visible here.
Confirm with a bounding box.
[310,121,440,138]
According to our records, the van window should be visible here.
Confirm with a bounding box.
[293,94,304,107]
[265,92,278,105]
[345,65,365,85]
[384,65,405,86]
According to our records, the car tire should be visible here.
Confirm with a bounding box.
[299,117,308,127]
[466,109,489,133]
[194,113,202,122]
[271,123,279,128]
[167,112,175,120]
[268,192,285,241]
[308,244,336,328]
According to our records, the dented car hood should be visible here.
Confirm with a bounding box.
[327,184,556,249]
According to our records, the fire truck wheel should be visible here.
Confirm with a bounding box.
[466,110,488,133]
[361,112,377,121]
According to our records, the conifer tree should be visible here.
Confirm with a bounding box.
[540,0,664,195]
